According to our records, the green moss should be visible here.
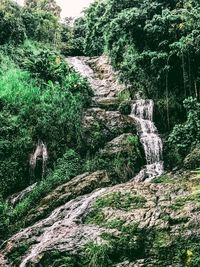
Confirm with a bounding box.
[159,212,170,222]
[116,89,131,101]
[35,251,79,267]
[100,223,146,262]
[118,100,131,115]
[153,230,171,248]
[85,192,146,226]
[84,134,144,182]
[152,174,188,185]
[83,242,113,267]
[170,193,200,211]
[170,198,187,211]
[105,219,126,230]
[84,209,105,226]
[96,192,146,210]
[152,175,174,184]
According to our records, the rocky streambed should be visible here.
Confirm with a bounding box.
[1,172,200,266]
[1,56,200,266]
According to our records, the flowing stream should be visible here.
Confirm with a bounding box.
[130,99,164,180]
[9,189,106,267]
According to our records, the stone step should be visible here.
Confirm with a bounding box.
[91,97,122,110]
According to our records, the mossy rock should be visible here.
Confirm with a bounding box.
[94,97,121,111]
[82,109,137,154]
[118,100,131,115]
[184,146,200,169]
[84,192,146,226]
[84,134,145,181]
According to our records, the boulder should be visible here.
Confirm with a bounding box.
[82,108,137,152]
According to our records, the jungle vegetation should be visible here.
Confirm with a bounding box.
[0,0,199,245]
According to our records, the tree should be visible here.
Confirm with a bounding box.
[23,1,62,44]
[24,0,61,17]
[0,0,26,45]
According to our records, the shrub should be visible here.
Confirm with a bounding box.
[118,100,131,115]
[0,0,26,45]
[167,97,200,168]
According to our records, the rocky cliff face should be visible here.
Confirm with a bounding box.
[0,56,199,267]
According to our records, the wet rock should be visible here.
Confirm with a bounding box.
[0,190,107,267]
[99,133,139,156]
[115,260,136,267]
[82,108,137,152]
[1,178,200,266]
[8,183,37,207]
[92,96,122,110]
[84,108,136,133]
[67,55,126,98]
[23,171,110,227]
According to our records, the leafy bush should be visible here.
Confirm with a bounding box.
[22,8,61,43]
[0,0,26,45]
[184,146,200,169]
[0,0,62,46]
[0,196,11,241]
[167,97,200,168]
[118,100,131,115]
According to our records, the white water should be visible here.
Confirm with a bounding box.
[130,99,164,181]
[66,56,125,98]
[18,189,106,267]
[30,141,48,182]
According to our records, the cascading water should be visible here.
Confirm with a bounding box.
[67,56,164,181]
[130,98,164,181]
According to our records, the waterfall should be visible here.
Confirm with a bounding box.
[130,99,164,181]
[67,56,164,181]
[30,141,48,183]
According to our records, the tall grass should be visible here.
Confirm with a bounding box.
[0,67,40,105]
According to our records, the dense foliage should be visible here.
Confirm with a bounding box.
[0,0,94,242]
[0,52,90,196]
[70,0,200,168]
[0,0,93,199]
[166,97,200,167]
[0,0,62,45]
